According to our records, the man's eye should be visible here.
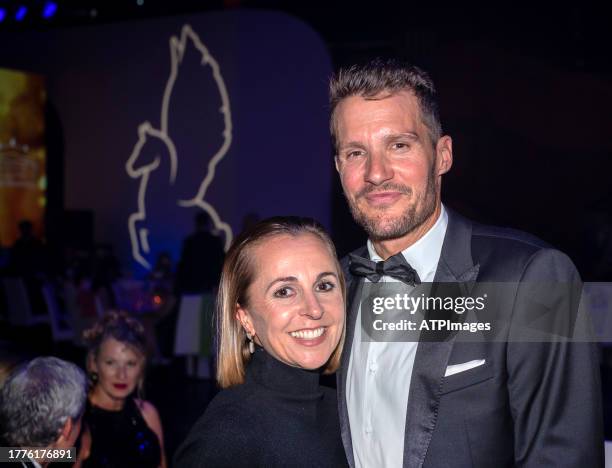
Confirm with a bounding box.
[273,287,294,298]
[346,150,364,160]
[316,281,335,292]
[392,142,410,150]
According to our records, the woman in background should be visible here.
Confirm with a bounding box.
[175,216,347,467]
[78,311,166,468]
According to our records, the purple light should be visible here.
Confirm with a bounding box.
[15,5,27,21]
[0,8,6,22]
[42,2,57,19]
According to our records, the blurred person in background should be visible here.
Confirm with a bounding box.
[8,220,47,278]
[78,311,166,468]
[176,211,224,295]
[8,220,49,317]
[0,356,87,467]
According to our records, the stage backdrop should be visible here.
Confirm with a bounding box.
[0,68,46,247]
[0,10,333,274]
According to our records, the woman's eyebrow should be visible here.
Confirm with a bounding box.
[316,272,338,281]
[265,276,297,293]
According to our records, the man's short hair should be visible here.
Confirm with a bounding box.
[329,58,443,152]
[0,356,87,447]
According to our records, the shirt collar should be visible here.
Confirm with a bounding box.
[367,204,448,280]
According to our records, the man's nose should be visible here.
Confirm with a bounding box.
[365,151,394,185]
[299,291,324,320]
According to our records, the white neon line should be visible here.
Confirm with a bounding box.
[139,228,150,254]
[125,24,234,270]
[127,169,153,269]
[173,25,233,203]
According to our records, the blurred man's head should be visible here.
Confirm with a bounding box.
[0,356,87,452]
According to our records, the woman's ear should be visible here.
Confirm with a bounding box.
[86,352,97,374]
[235,303,254,336]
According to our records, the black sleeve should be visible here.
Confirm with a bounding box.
[507,249,604,467]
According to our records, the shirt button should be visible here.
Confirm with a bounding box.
[369,361,378,373]
[365,426,372,434]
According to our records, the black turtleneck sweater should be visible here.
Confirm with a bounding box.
[174,348,348,467]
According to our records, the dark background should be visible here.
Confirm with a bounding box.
[4,1,609,277]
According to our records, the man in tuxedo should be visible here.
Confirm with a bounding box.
[0,356,86,467]
[330,58,603,467]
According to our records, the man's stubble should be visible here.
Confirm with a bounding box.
[345,159,438,243]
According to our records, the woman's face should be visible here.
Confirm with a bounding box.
[237,233,345,370]
[90,337,144,404]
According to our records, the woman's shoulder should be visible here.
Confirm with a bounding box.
[197,385,256,426]
[133,398,160,419]
[174,387,259,467]
[133,398,164,448]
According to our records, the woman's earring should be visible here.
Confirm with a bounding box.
[89,371,99,384]
[246,332,255,354]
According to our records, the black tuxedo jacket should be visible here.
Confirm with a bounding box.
[338,209,603,467]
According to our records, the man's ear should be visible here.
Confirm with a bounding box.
[435,135,453,176]
[56,416,82,449]
[235,303,254,336]
[56,417,73,445]
[334,155,341,173]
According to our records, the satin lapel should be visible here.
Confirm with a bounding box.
[402,209,479,468]
[338,246,367,468]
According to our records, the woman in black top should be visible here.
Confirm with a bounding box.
[175,217,348,467]
[77,311,166,468]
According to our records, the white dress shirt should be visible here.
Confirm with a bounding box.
[346,205,448,468]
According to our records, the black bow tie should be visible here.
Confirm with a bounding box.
[349,252,421,286]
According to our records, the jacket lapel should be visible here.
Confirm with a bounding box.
[402,209,479,467]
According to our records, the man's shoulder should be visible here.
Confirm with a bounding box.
[464,217,577,280]
[471,221,550,252]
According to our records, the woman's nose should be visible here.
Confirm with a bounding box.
[299,291,324,319]
[116,366,127,379]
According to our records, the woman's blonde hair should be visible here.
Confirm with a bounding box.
[216,216,346,388]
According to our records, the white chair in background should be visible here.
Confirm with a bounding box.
[174,294,215,378]
[2,277,48,327]
[41,283,74,343]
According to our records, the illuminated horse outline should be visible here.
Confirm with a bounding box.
[125,24,233,269]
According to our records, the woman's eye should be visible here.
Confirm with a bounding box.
[316,281,335,292]
[273,287,294,298]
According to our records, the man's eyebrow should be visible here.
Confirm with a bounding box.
[383,132,419,143]
[338,141,366,152]
[339,133,419,152]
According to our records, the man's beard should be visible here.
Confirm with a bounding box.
[346,167,438,242]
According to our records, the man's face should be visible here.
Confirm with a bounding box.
[334,91,452,242]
